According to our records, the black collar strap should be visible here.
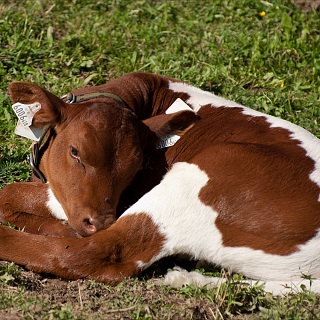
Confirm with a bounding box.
[63,91,127,106]
[29,126,51,184]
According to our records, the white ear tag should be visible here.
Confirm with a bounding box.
[156,99,194,149]
[156,134,181,149]
[14,122,43,141]
[12,102,42,141]
[165,98,193,114]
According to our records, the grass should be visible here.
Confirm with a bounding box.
[0,262,320,319]
[0,0,320,318]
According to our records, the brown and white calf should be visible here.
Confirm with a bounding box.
[1,72,320,295]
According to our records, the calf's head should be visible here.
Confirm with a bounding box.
[9,82,146,236]
[9,82,198,236]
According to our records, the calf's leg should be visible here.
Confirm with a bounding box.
[0,213,163,283]
[0,182,77,237]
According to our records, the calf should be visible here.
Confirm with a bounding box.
[1,72,320,295]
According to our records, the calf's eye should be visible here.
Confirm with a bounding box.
[70,146,80,160]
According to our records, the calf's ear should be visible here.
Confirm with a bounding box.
[142,110,199,147]
[8,82,67,127]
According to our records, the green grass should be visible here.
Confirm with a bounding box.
[0,0,320,318]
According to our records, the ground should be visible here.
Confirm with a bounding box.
[0,260,266,319]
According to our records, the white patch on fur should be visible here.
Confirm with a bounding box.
[125,162,215,269]
[162,267,320,296]
[46,187,68,221]
[168,81,243,111]
[169,81,320,191]
[124,163,320,287]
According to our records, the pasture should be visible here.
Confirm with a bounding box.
[0,0,320,318]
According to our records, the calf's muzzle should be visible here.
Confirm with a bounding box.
[74,211,115,236]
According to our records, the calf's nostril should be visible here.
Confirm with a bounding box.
[82,217,97,235]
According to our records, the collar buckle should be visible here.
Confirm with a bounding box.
[65,92,76,103]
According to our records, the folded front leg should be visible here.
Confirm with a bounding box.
[0,182,77,237]
[0,213,165,283]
